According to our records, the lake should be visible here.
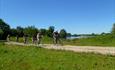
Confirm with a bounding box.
[67,36,94,39]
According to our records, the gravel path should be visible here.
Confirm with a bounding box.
[5,42,115,55]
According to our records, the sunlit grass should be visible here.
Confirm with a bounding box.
[0,43,115,70]
[10,34,115,47]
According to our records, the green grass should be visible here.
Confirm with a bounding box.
[0,43,115,70]
[10,36,54,44]
[10,34,115,46]
[63,35,115,46]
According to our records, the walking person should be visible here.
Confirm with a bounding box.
[32,35,37,44]
[7,34,10,42]
[37,32,42,45]
[16,35,19,42]
[53,31,61,45]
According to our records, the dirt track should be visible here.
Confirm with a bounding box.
[5,42,115,55]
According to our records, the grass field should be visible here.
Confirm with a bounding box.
[10,34,115,47]
[64,36,115,47]
[0,42,115,70]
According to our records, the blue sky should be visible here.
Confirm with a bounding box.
[0,0,115,34]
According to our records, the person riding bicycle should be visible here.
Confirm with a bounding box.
[53,31,60,44]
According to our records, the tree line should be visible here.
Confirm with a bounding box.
[0,19,68,40]
[0,19,115,40]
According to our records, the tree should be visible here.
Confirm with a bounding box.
[47,26,55,37]
[0,19,10,40]
[23,26,38,37]
[10,28,18,36]
[40,28,47,35]
[111,23,115,35]
[101,32,106,35]
[67,33,71,37]
[16,26,24,37]
[0,29,3,34]
[59,29,67,39]
[91,33,95,36]
[72,34,78,37]
[0,29,4,39]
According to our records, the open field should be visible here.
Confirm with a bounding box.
[1,0,115,70]
[10,34,115,47]
[5,41,115,55]
[0,42,115,70]
[64,35,115,46]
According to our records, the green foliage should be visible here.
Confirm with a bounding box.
[9,33,115,46]
[0,29,4,39]
[0,19,10,31]
[0,44,115,70]
[47,26,55,37]
[41,36,53,44]
[111,23,115,35]
[91,33,96,36]
[10,28,18,36]
[40,28,47,35]
[0,29,3,34]
[0,19,10,40]
[23,26,38,37]
[16,26,24,37]
[59,29,67,39]
[67,33,71,37]
[63,34,115,46]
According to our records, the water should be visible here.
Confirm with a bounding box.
[67,36,94,39]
